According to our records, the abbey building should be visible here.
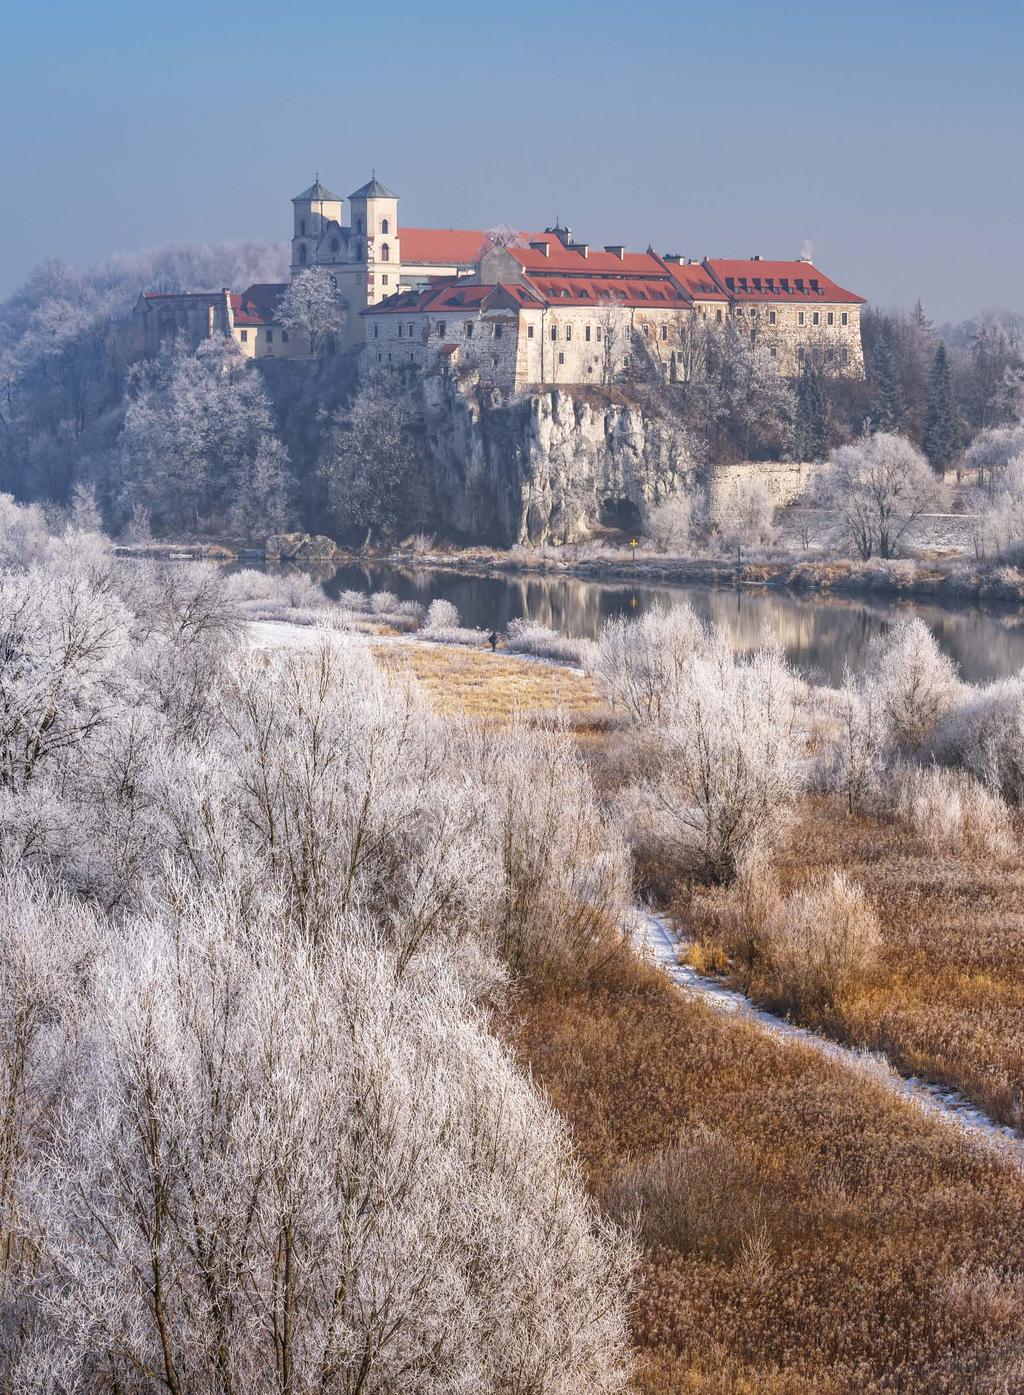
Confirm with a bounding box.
[135,173,866,386]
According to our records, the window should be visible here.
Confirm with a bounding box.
[377,352,382,362]
[240,329,248,342]
[842,311,849,326]
[716,308,723,322]
[558,351,565,365]
[492,356,498,367]
[841,347,850,365]
[660,325,668,340]
[409,352,414,361]
[585,325,591,342]
[466,322,473,338]
[527,325,534,339]
[494,324,503,339]
[566,325,572,341]
[357,218,364,234]
[798,311,805,326]
[827,311,834,326]
[381,218,390,234]
[298,244,307,265]
[749,307,756,317]
[266,330,273,343]
[769,309,777,324]
[812,311,820,326]
[551,325,557,341]
[355,241,363,260]
[329,237,339,252]
[438,321,446,336]
[373,324,379,339]
[380,243,390,262]
[398,325,403,338]
[382,274,389,285]
[596,327,602,342]
[282,330,289,343]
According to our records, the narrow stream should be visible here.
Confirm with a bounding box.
[637,910,1023,1159]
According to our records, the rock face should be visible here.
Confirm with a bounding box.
[422,375,697,545]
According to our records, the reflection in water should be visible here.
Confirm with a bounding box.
[323,563,1024,686]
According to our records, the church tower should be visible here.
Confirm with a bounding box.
[291,177,343,274]
[348,176,400,306]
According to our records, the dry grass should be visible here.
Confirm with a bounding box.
[683,793,1024,1130]
[501,951,1024,1394]
[374,640,607,723]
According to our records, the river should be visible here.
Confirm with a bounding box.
[321,562,1024,685]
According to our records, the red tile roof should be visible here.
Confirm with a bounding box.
[366,281,542,314]
[400,228,491,265]
[509,238,667,277]
[704,259,865,304]
[659,259,729,302]
[230,283,288,325]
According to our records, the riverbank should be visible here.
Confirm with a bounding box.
[378,544,1024,609]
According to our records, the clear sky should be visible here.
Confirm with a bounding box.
[1,0,1021,321]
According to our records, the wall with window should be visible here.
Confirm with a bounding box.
[230,321,302,360]
[727,301,864,377]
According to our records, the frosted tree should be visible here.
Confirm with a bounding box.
[278,268,346,355]
[69,481,103,533]
[818,432,945,559]
[718,476,777,555]
[118,337,291,535]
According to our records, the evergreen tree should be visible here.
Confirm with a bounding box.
[868,332,906,433]
[922,343,961,473]
[794,362,830,461]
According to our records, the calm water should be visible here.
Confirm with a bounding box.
[319,562,1024,686]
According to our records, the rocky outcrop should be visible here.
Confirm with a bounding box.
[266,532,339,561]
[421,375,697,546]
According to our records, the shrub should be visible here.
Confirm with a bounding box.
[866,617,961,752]
[504,618,592,667]
[591,604,705,724]
[644,492,704,555]
[761,870,881,1014]
[619,639,803,882]
[890,763,1016,857]
[604,1126,761,1259]
[424,597,460,631]
[931,675,1024,806]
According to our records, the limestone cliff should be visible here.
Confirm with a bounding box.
[421,374,696,545]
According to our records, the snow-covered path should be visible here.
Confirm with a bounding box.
[636,909,1024,1161]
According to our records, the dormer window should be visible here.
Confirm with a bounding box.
[780,277,790,291]
[725,277,735,290]
[795,278,805,291]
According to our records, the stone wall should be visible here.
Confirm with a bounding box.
[709,460,821,518]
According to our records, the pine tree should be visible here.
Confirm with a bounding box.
[922,343,961,473]
[868,333,906,432]
[794,362,830,461]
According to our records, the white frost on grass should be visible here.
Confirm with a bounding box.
[635,910,1023,1158]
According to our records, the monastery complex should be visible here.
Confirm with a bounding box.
[135,173,866,387]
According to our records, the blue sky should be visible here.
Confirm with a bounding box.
[1,0,1021,320]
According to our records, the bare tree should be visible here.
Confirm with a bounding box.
[818,432,946,560]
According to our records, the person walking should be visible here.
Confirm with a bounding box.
[487,629,498,653]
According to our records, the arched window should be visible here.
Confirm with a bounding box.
[356,217,364,234]
[298,244,307,265]
[329,236,339,253]
[300,218,306,236]
[381,218,390,234]
[380,243,390,262]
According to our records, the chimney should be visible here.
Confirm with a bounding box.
[604,244,626,260]
[661,252,684,264]
[751,254,761,261]
[529,241,550,257]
